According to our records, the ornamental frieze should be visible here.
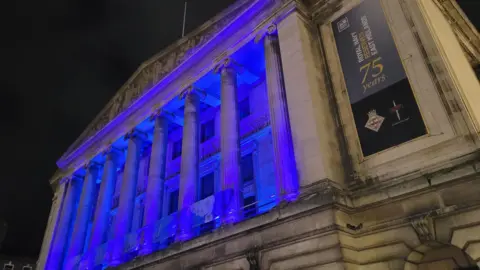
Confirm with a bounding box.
[63,0,256,159]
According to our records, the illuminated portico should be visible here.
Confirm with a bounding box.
[38,0,480,269]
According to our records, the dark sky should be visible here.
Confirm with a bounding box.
[0,0,478,260]
[0,0,235,258]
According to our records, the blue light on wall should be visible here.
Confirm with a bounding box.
[52,0,308,265]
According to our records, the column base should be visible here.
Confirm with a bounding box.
[109,259,123,268]
[138,248,153,256]
[108,240,125,267]
[283,192,299,202]
[222,210,241,225]
[175,229,194,242]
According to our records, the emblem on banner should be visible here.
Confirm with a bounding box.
[390,100,409,126]
[365,110,385,132]
[337,17,350,33]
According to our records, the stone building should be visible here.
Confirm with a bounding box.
[37,0,480,269]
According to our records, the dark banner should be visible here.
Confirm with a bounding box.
[332,0,426,156]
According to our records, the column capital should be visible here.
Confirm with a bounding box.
[149,109,173,121]
[83,161,102,171]
[267,24,277,35]
[102,146,123,157]
[124,129,148,141]
[254,24,278,44]
[70,173,84,182]
[179,85,207,101]
[214,58,245,74]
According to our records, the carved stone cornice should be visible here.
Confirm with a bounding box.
[433,0,480,67]
[306,0,340,22]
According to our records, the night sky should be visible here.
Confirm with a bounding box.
[0,0,478,260]
[0,0,235,258]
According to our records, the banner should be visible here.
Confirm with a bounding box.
[332,0,426,156]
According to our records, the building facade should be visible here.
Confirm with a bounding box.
[38,0,480,269]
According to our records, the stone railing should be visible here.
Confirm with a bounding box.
[81,188,277,269]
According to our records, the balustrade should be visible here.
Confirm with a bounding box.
[77,188,276,268]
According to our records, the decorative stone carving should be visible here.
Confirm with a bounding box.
[433,0,480,67]
[247,248,260,270]
[411,215,435,242]
[61,0,255,161]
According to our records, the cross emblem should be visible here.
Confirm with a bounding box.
[390,100,409,126]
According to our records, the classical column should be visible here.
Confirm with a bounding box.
[176,88,201,242]
[46,176,82,270]
[66,164,100,267]
[86,148,121,266]
[111,130,145,265]
[263,25,299,201]
[37,182,66,270]
[140,112,168,254]
[216,58,242,224]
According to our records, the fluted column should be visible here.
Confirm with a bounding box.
[37,183,65,270]
[66,164,100,267]
[111,130,145,265]
[86,148,121,268]
[216,58,242,224]
[176,88,201,242]
[46,176,82,270]
[263,25,299,201]
[140,113,168,254]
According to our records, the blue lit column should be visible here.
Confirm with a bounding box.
[263,25,299,201]
[140,112,168,254]
[46,176,82,270]
[176,88,200,242]
[216,58,242,224]
[37,183,65,270]
[66,164,99,268]
[86,147,121,268]
[111,130,146,265]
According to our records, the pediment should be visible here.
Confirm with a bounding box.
[58,0,263,167]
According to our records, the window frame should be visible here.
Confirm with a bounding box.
[171,139,182,160]
[199,172,215,200]
[167,189,179,215]
[200,119,215,143]
[238,97,251,120]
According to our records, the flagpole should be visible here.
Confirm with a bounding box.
[182,1,188,37]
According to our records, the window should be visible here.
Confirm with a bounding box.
[172,140,182,159]
[241,153,255,184]
[200,119,215,143]
[241,153,256,218]
[200,172,215,200]
[168,189,179,215]
[238,97,250,120]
